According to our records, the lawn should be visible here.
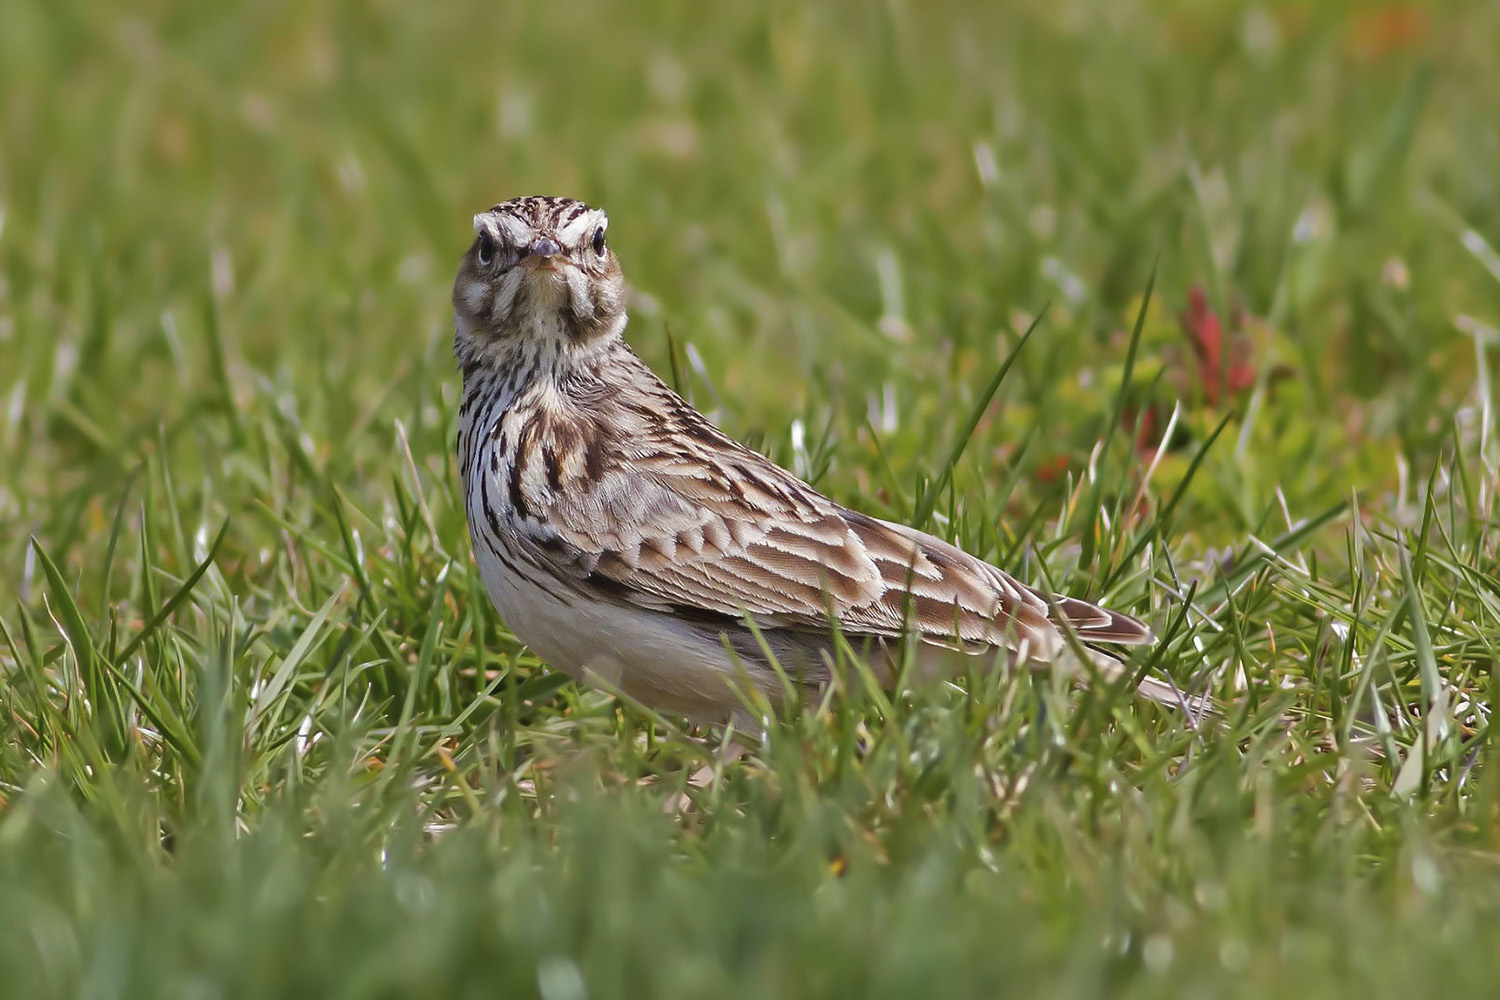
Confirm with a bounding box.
[3,0,1500,995]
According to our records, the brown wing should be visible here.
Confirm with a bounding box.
[512,353,1150,659]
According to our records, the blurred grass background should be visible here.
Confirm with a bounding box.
[4,0,1500,995]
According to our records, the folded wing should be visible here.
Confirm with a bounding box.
[514,383,1150,659]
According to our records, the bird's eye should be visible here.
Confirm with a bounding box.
[477,231,496,266]
[592,227,606,256]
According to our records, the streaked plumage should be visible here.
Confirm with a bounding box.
[454,196,1188,723]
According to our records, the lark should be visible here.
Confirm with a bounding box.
[454,196,1191,724]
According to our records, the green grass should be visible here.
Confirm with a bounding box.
[4,0,1500,994]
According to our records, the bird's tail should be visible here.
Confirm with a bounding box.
[1072,645,1218,721]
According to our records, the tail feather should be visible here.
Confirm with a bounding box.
[1076,606,1153,644]
[1036,588,1154,645]
[1029,589,1213,717]
[1079,646,1217,720]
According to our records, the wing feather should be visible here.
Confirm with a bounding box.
[512,360,1150,658]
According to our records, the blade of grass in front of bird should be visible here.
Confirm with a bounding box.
[250,581,348,735]
[913,304,1047,527]
[1103,410,1234,591]
[985,426,1039,534]
[330,487,406,687]
[379,566,452,790]
[113,520,230,669]
[1399,544,1450,797]
[31,537,127,758]
[862,416,912,520]
[0,606,74,760]
[664,323,687,398]
[1195,501,1346,609]
[98,465,142,643]
[1080,262,1154,567]
[202,293,245,450]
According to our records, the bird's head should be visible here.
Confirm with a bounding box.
[453,196,626,366]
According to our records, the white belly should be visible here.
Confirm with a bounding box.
[469,532,774,722]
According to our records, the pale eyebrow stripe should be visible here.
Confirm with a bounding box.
[557,210,604,247]
[495,214,533,245]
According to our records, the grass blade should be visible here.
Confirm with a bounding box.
[1079,260,1155,566]
[913,304,1047,526]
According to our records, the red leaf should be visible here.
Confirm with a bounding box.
[1350,6,1427,59]
[1035,454,1070,483]
[1181,287,1255,406]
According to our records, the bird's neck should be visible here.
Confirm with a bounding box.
[457,315,633,415]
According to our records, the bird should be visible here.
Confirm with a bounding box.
[453,195,1195,726]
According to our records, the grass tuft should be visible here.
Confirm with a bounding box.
[3,0,1500,995]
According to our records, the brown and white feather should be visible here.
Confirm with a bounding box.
[453,196,1180,723]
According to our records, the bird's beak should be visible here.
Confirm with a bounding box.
[521,237,562,269]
